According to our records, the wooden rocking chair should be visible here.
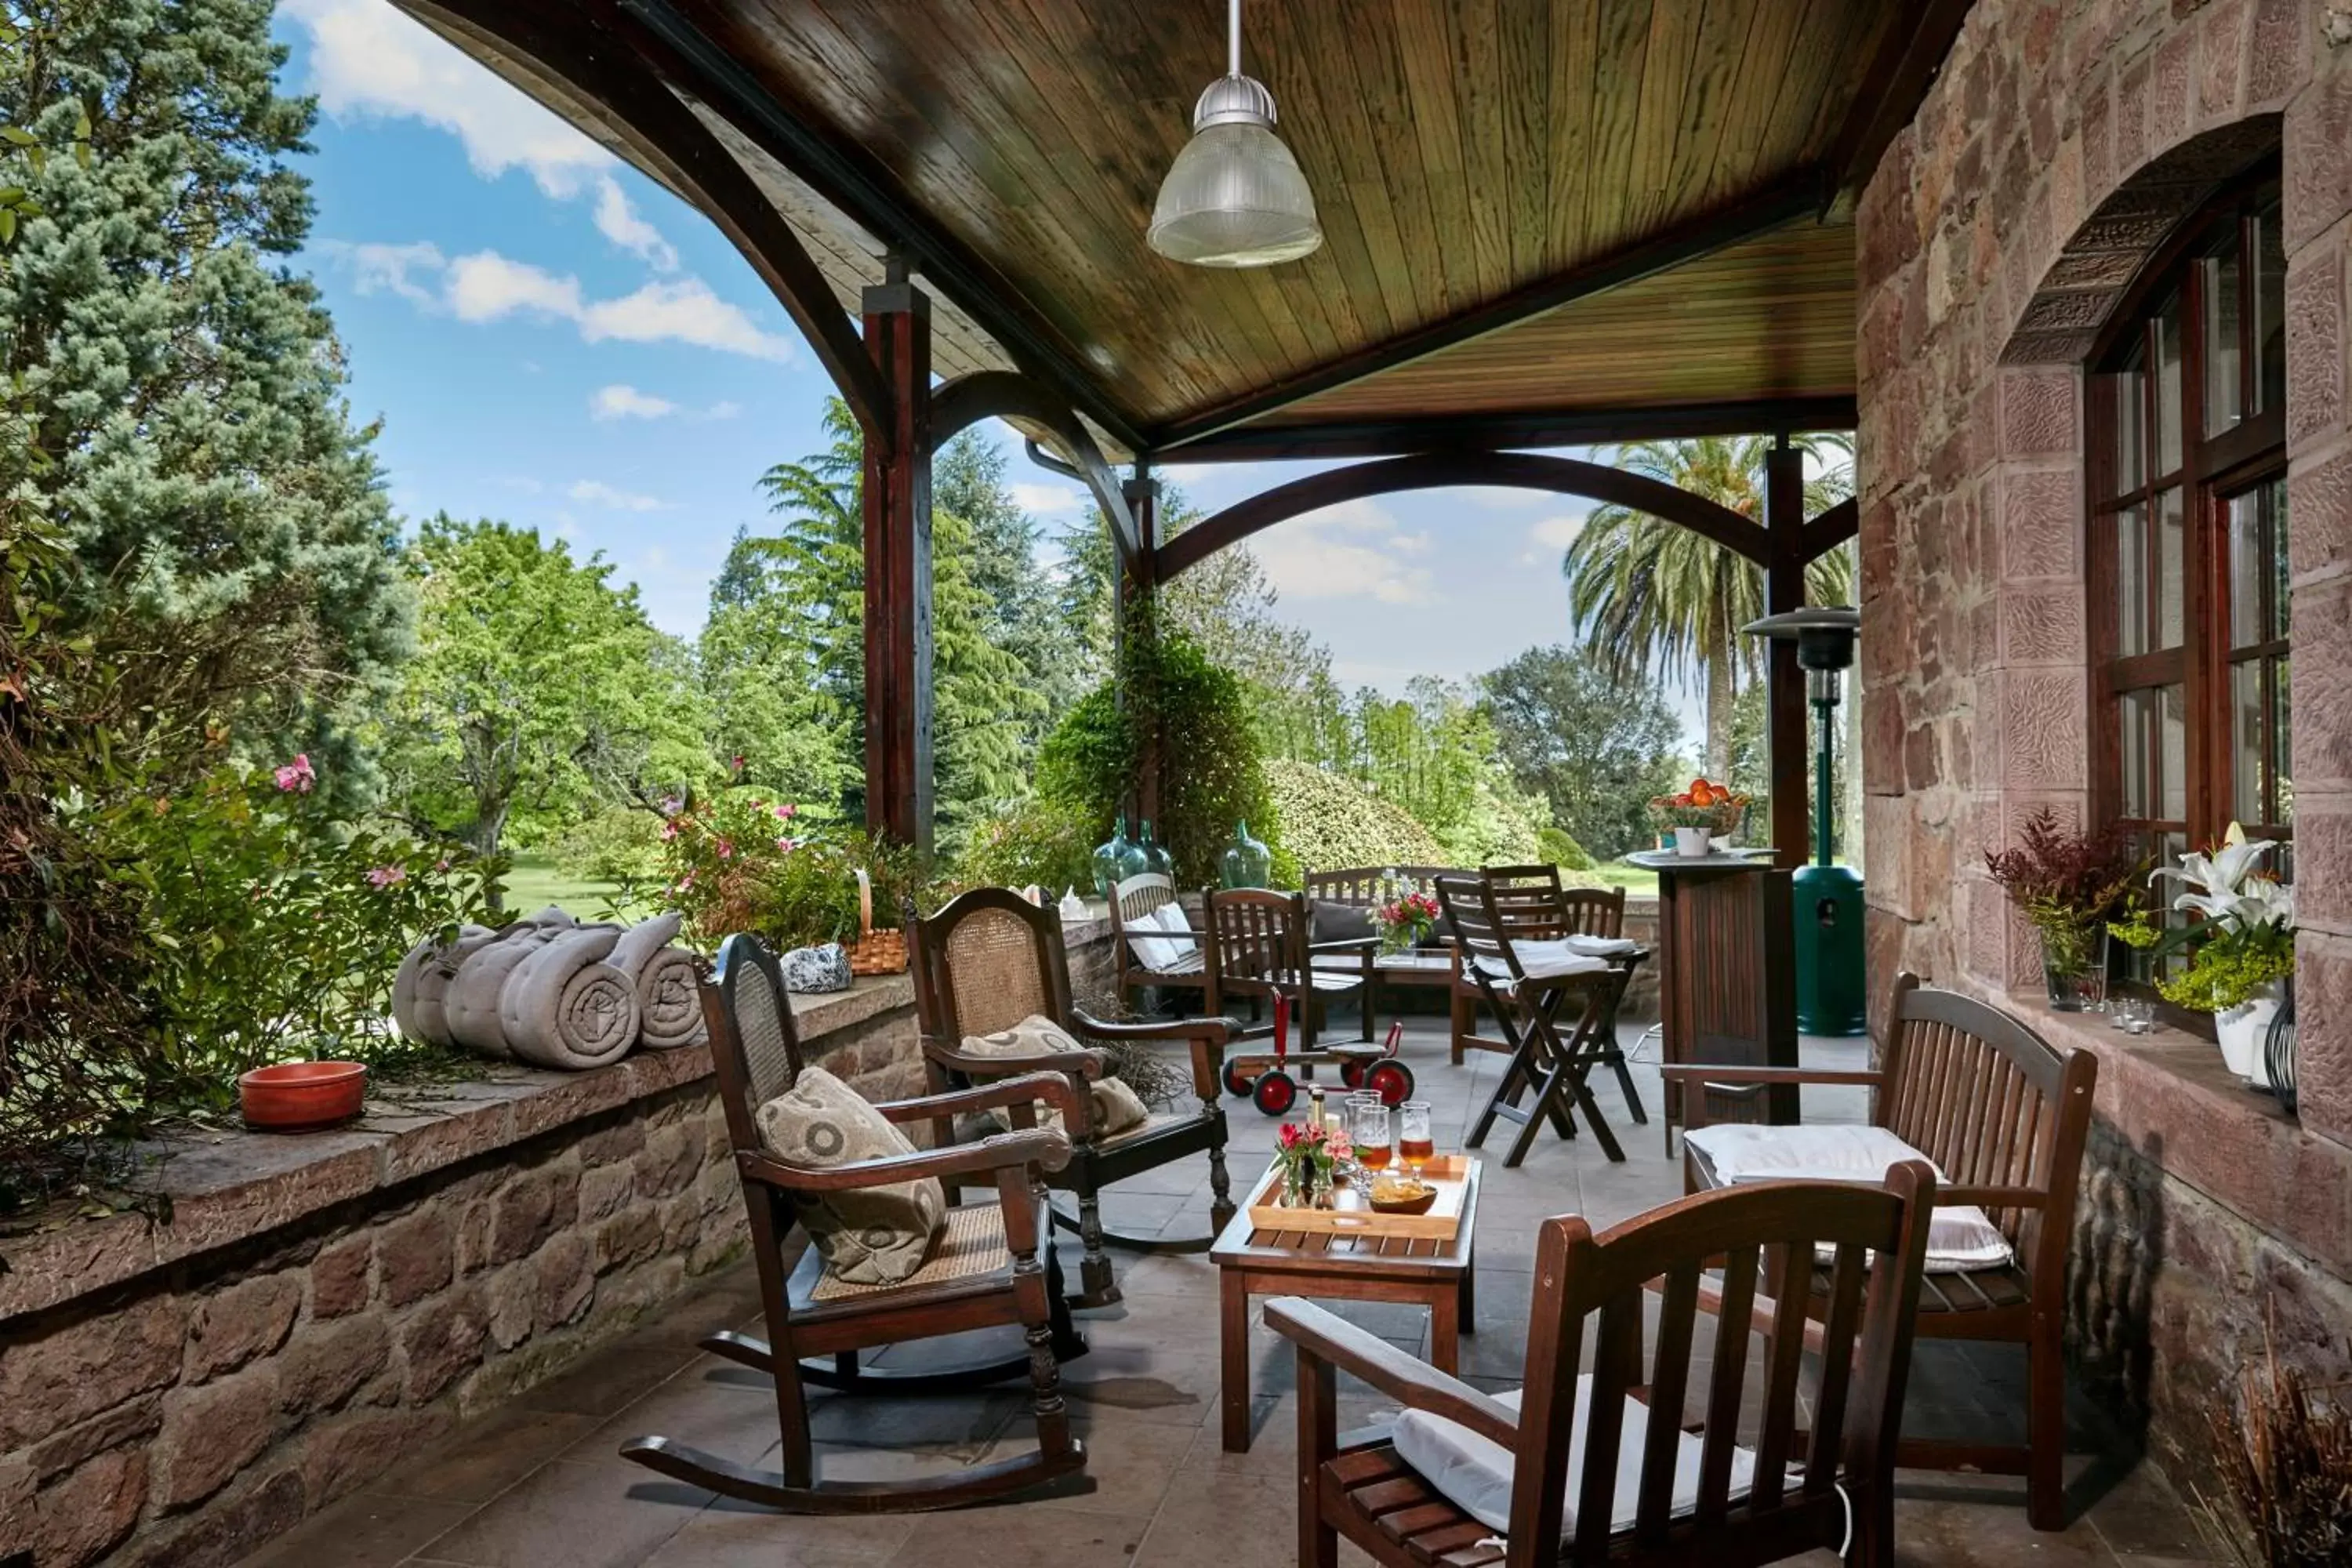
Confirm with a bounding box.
[1271,1163,1939,1568]
[907,887,1239,1308]
[621,933,1091,1512]
[1436,871,1629,1167]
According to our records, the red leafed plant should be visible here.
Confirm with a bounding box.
[1984,808,2145,971]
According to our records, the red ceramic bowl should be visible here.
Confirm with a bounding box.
[239,1061,368,1131]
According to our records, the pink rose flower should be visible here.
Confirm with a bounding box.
[660,819,680,842]
[716,838,734,860]
[274,753,316,793]
[366,865,406,889]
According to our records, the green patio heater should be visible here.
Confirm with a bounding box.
[1744,606,1867,1036]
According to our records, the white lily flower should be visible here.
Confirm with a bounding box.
[2152,822,2292,933]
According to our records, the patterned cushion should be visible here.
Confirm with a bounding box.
[756,1067,944,1286]
[960,1014,1148,1136]
[781,942,852,994]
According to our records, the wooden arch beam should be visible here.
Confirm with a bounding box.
[1802,497,1858,564]
[406,0,896,452]
[1156,451,1765,583]
[931,371,1138,563]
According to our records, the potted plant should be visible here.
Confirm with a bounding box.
[2112,824,2296,1081]
[1649,776,1748,857]
[1984,808,2143,1011]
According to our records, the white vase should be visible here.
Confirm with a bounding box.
[2215,983,2282,1081]
[1673,826,1713,858]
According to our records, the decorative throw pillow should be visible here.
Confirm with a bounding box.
[781,942,853,994]
[1127,903,1187,971]
[1309,899,1378,946]
[960,1014,1149,1137]
[756,1067,944,1285]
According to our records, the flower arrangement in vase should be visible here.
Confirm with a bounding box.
[1648,776,1748,857]
[1273,1118,1350,1207]
[2110,823,2296,1081]
[1376,889,1441,954]
[1984,808,2143,1011]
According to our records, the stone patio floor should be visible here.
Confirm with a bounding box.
[240,1017,2233,1568]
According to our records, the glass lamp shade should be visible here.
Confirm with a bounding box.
[1149,78,1321,268]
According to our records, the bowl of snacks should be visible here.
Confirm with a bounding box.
[1368,1175,1439,1216]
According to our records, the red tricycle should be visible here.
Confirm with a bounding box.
[1221,1002,1417,1116]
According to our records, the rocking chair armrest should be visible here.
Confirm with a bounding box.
[920,1036,1105,1081]
[737,1126,1073,1192]
[1655,1064,1887,1088]
[872,1070,1089,1127]
[1266,1298,1520,1446]
[1071,1011,1236,1048]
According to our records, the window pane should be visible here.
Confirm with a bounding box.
[2119,691,2151,817]
[2233,659,2263,825]
[2255,199,2286,417]
[2229,487,2265,647]
[2160,682,2188,822]
[2116,503,2148,655]
[2155,487,2185,649]
[2205,245,2244,435]
[2113,365,2144,492]
[2274,652,2292,826]
[2156,291,2184,474]
[2272,476,2292,641]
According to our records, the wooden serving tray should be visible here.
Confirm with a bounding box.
[1245,1155,1474,1240]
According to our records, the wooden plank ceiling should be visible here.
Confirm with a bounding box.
[407,0,1964,462]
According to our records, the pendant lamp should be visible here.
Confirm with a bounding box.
[1147,0,1322,267]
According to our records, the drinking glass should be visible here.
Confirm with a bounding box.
[1397,1100,1434,1175]
[1350,1098,1392,1193]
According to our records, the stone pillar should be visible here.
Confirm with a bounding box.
[861,277,933,855]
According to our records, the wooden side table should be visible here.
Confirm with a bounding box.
[1208,1161,1482,1452]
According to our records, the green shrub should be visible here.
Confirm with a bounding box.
[627,785,933,950]
[1537,826,1597,872]
[953,795,1098,896]
[1261,759,1446,880]
[551,805,666,887]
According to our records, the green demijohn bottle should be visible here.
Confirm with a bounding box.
[1091,815,1134,900]
[1220,820,1272,888]
[1131,819,1170,878]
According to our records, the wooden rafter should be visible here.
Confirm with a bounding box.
[1167,398,1860,466]
[1156,450,1764,583]
[1803,497,1860,564]
[930,372,1138,562]
[1828,0,1980,199]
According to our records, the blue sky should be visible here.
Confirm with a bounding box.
[274,2,1688,725]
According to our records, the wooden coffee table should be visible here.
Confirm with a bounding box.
[1210,1160,1482,1451]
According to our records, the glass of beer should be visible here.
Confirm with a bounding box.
[1351,1097,1392,1192]
[1398,1100,1434,1175]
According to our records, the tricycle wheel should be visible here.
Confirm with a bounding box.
[1339,1058,1367,1091]
[1222,1059,1256,1098]
[1366,1061,1415,1106]
[1251,1070,1297,1117]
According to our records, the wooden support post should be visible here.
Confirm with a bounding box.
[1123,471,1161,827]
[861,275,932,855]
[1764,438,1809,871]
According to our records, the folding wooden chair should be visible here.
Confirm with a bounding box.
[1452,868,1650,1124]
[1436,872,1628,1167]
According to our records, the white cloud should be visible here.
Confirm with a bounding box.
[706,400,742,421]
[1010,481,1085,514]
[592,384,680,421]
[578,278,794,361]
[445,250,583,323]
[328,238,445,303]
[569,479,673,513]
[1527,512,1585,550]
[1249,499,1434,604]
[1459,486,1546,510]
[283,0,676,267]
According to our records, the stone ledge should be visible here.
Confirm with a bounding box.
[0,975,913,1327]
[1980,985,2352,1283]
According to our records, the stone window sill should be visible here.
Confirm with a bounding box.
[0,974,913,1327]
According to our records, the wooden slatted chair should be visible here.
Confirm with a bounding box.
[906,886,1238,1308]
[1664,973,2097,1530]
[1452,872,1649,1123]
[622,933,1091,1512]
[1270,1163,1939,1568]
[1436,872,1628,1167]
[1107,872,1210,1016]
[1202,887,1376,1054]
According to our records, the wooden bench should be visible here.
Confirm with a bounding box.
[1663,973,2097,1530]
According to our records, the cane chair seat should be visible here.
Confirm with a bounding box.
[798,1200,1024,1308]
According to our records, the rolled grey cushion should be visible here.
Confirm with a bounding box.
[394,923,495,1047]
[757,1067,944,1286]
[445,924,557,1058]
[501,925,641,1071]
[610,913,704,1049]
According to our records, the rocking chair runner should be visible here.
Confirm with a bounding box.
[1272,1163,1940,1568]
[621,933,1092,1512]
[1436,872,1630,1167]
[906,887,1239,1308]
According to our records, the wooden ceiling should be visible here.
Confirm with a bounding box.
[402,0,1970,463]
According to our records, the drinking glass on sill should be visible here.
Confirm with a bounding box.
[1397,1099,1433,1175]
[1351,1097,1392,1194]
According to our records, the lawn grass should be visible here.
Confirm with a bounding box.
[1592,863,1661,896]
[495,848,635,920]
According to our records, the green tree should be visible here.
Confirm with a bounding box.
[380,517,709,882]
[1483,644,1686,860]
[935,431,1083,731]
[1562,436,1853,778]
[0,0,411,800]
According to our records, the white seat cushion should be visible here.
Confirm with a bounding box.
[1391,1379,1755,1541]
[1563,934,1639,958]
[1681,1123,2016,1273]
[1473,940,1610,985]
[1130,902,1192,972]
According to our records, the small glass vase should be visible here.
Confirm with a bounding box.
[1091,816,1133,900]
[1279,1161,1332,1208]
[1220,819,1272,889]
[2040,924,2107,1012]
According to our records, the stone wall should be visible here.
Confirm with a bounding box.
[0,979,917,1568]
[1855,0,2352,1485]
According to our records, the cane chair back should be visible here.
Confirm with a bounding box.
[910,890,1071,1045]
[705,934,807,1157]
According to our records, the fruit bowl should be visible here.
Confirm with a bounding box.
[1368,1177,1438,1216]
[239,1061,368,1131]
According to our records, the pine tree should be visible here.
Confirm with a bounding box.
[0,0,410,799]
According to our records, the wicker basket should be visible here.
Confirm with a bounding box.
[844,869,908,976]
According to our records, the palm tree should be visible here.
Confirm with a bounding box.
[1562,435,1853,779]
